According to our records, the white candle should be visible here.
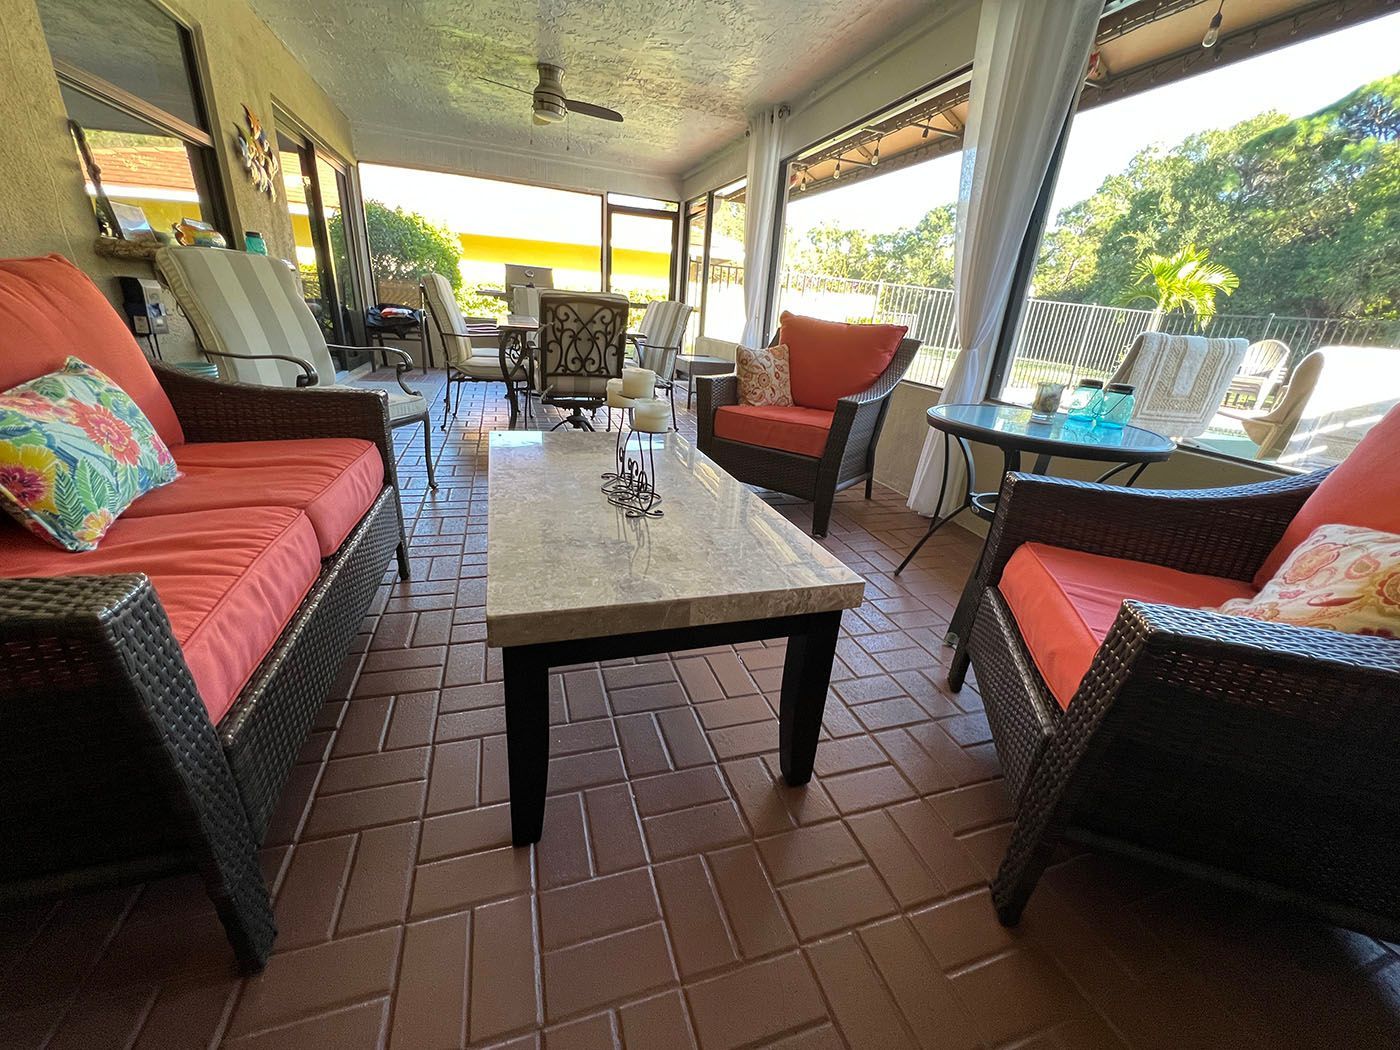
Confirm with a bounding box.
[606,378,634,409]
[622,366,655,399]
[632,397,669,433]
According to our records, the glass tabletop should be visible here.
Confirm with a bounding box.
[929,403,1175,461]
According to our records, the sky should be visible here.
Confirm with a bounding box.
[784,9,1400,238]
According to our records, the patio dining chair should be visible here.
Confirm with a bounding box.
[633,300,693,429]
[420,273,511,428]
[156,246,439,488]
[536,290,629,430]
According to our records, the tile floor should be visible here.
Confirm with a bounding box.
[2,373,1398,1050]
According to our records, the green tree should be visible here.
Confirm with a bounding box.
[1115,243,1239,328]
[362,200,462,294]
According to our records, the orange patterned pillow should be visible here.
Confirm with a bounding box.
[1215,523,1400,637]
[736,344,793,407]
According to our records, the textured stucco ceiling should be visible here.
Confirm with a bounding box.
[246,0,933,177]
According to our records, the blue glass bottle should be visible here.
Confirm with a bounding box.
[1097,383,1136,430]
[1065,379,1104,423]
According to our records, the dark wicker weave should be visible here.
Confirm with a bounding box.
[0,365,407,971]
[696,336,920,536]
[962,469,1400,939]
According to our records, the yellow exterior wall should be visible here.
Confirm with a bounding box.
[458,232,670,281]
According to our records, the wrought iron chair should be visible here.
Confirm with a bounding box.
[536,290,629,430]
[156,246,439,488]
[959,404,1400,937]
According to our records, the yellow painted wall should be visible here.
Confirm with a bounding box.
[458,232,670,281]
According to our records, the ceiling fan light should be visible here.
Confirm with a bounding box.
[532,96,567,123]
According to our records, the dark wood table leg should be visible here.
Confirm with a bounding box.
[779,611,843,785]
[503,647,549,845]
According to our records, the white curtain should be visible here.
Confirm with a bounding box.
[741,105,787,348]
[907,0,1102,516]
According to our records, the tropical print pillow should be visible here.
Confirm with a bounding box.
[736,343,793,407]
[1215,523,1400,637]
[0,357,179,551]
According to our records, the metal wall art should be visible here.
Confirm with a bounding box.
[234,105,279,196]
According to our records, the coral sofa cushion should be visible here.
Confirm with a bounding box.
[0,255,183,447]
[1254,403,1400,587]
[998,542,1257,710]
[0,358,180,550]
[777,311,907,411]
[0,505,321,724]
[126,438,383,557]
[1219,524,1400,637]
[713,404,834,458]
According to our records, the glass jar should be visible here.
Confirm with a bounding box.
[1065,379,1104,423]
[1097,383,1136,429]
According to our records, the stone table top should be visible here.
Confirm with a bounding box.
[486,431,865,648]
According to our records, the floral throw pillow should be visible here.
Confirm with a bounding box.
[0,357,180,551]
[1215,523,1400,638]
[736,343,793,407]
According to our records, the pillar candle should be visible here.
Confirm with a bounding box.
[632,397,669,433]
[622,366,656,399]
[606,378,634,409]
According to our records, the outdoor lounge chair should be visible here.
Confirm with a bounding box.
[1223,337,1291,410]
[958,402,1400,937]
[697,314,918,537]
[156,246,439,488]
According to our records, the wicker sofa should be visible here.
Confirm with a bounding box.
[0,256,410,971]
[959,402,1400,938]
[696,315,919,537]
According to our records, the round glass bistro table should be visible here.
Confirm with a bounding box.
[894,402,1175,681]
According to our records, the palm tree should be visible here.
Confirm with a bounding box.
[1116,244,1240,329]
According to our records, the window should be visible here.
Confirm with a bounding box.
[996,6,1400,470]
[358,165,604,321]
[775,77,968,384]
[679,181,747,344]
[277,120,367,363]
[37,0,227,239]
[605,194,678,330]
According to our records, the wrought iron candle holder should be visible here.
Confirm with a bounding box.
[601,418,664,518]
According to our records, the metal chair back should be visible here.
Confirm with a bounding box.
[537,291,629,400]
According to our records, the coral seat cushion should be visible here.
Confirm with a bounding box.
[998,542,1257,709]
[713,404,834,458]
[777,311,906,411]
[126,438,383,557]
[0,506,321,725]
[0,255,183,447]
[1254,403,1400,587]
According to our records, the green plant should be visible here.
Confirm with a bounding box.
[360,200,462,294]
[1115,243,1239,328]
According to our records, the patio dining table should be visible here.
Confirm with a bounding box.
[498,313,539,427]
[893,402,1175,683]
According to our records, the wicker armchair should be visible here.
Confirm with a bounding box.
[962,469,1400,939]
[0,365,407,973]
[696,336,919,537]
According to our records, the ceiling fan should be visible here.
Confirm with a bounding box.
[481,63,624,126]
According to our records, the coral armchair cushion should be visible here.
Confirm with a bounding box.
[0,505,321,724]
[127,438,383,557]
[713,404,834,458]
[0,255,183,447]
[777,311,907,411]
[998,542,1257,709]
[1255,403,1400,586]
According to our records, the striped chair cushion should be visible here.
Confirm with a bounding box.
[156,246,338,388]
[421,273,475,368]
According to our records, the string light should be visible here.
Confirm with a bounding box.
[1202,0,1225,47]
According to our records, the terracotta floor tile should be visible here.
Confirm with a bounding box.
[303,780,427,839]
[420,802,514,862]
[695,693,774,730]
[471,895,541,1042]
[338,822,418,935]
[721,757,799,837]
[805,932,917,1050]
[909,891,1019,970]
[757,821,864,885]
[707,844,797,957]
[539,869,660,951]
[618,990,697,1050]
[544,1011,620,1050]
[389,913,469,1050]
[223,998,389,1050]
[684,953,826,1050]
[821,764,916,814]
[411,845,534,918]
[633,766,730,817]
[319,745,430,796]
[653,857,739,976]
[542,922,676,1022]
[643,800,748,861]
[779,864,898,941]
[583,784,649,875]
[948,947,1091,1046]
[857,917,982,1050]
[538,794,594,890]
[271,835,356,949]
[847,810,944,907]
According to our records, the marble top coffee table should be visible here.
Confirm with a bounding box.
[487,430,865,845]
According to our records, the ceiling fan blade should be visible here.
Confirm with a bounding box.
[478,75,532,96]
[565,99,623,123]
